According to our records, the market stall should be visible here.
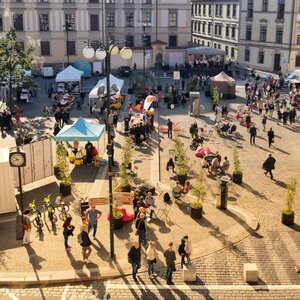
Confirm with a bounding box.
[53,117,106,166]
[89,74,124,111]
[210,71,236,99]
[55,65,84,93]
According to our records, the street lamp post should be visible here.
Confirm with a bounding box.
[83,42,132,259]
[141,22,151,88]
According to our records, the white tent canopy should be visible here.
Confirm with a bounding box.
[187,46,225,56]
[89,74,124,100]
[55,66,84,83]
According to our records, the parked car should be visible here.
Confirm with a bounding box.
[118,66,131,77]
[284,70,300,87]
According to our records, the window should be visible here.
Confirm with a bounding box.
[125,12,134,27]
[226,25,230,38]
[142,12,151,24]
[219,4,223,16]
[277,0,285,19]
[65,14,75,30]
[203,4,206,16]
[207,41,210,47]
[246,25,252,40]
[247,0,254,18]
[0,15,3,31]
[202,23,206,34]
[89,0,99,3]
[202,40,205,46]
[126,35,134,47]
[106,0,115,3]
[143,35,151,47]
[142,0,152,3]
[218,44,221,49]
[214,43,217,48]
[208,23,211,35]
[39,14,49,31]
[64,0,75,3]
[215,4,218,16]
[262,0,268,12]
[90,14,99,31]
[231,47,235,58]
[296,55,300,67]
[67,41,76,55]
[13,14,23,31]
[169,35,177,47]
[258,51,264,64]
[125,0,134,3]
[208,4,212,16]
[232,4,237,17]
[276,27,283,43]
[227,5,231,17]
[260,25,267,42]
[232,27,236,39]
[168,11,177,27]
[225,46,229,55]
[218,25,222,36]
[245,49,250,61]
[297,33,300,44]
[198,4,201,16]
[106,12,115,27]
[41,41,50,56]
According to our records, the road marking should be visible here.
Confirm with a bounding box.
[106,283,300,291]
[60,283,70,300]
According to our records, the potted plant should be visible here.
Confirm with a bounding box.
[119,164,131,192]
[211,85,220,110]
[232,147,243,184]
[185,77,197,98]
[57,143,72,195]
[122,136,134,170]
[174,137,189,185]
[190,171,206,219]
[282,176,297,226]
[54,142,65,179]
[112,205,123,230]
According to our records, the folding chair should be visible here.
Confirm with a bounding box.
[156,202,172,222]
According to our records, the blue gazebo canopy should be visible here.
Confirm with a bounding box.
[54,117,105,142]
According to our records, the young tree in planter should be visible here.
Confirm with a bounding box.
[232,147,243,184]
[282,176,297,226]
[212,85,220,110]
[122,136,134,169]
[119,164,131,192]
[57,143,72,195]
[0,28,34,110]
[190,169,207,219]
[174,137,189,185]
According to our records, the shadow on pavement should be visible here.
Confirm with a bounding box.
[240,181,270,201]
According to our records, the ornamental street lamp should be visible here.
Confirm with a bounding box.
[83,42,132,259]
[141,22,151,88]
[64,20,73,66]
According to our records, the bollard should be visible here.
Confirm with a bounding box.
[219,175,230,209]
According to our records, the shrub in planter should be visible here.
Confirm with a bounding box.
[112,206,123,230]
[190,170,206,219]
[56,143,72,196]
[282,176,297,226]
[119,165,131,192]
[232,147,243,184]
[174,137,189,185]
[122,136,134,170]
[211,85,220,110]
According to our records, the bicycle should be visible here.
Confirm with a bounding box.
[28,199,44,229]
[43,194,58,224]
[56,196,71,221]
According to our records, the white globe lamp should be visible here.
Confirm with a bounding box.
[109,45,119,55]
[83,46,95,59]
[95,49,107,60]
[120,47,133,60]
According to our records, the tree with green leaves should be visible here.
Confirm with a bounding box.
[0,28,34,109]
[212,85,220,106]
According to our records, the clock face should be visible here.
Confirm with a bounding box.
[10,153,25,167]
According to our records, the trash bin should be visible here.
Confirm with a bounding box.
[220,175,230,209]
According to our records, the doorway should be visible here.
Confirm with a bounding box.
[274,54,281,71]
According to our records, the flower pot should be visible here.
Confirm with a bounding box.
[60,182,71,196]
[113,215,123,230]
[177,174,187,185]
[281,212,294,226]
[121,185,131,192]
[190,206,203,219]
[232,172,243,184]
[54,166,61,179]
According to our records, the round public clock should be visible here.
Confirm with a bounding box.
[9,151,26,167]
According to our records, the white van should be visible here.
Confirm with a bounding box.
[42,67,54,78]
[92,61,103,76]
[284,70,300,87]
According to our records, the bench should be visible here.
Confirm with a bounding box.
[89,197,108,206]
[183,264,196,282]
[243,263,258,283]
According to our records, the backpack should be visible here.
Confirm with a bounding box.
[77,232,83,245]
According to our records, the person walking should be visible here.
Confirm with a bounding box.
[249,124,257,145]
[128,241,141,281]
[167,119,173,139]
[80,217,92,263]
[53,122,61,136]
[86,205,102,240]
[164,242,176,285]
[135,212,147,247]
[63,216,75,252]
[178,239,186,268]
[263,153,276,179]
[262,115,267,131]
[267,128,274,148]
[146,241,158,279]
[22,209,32,245]
[183,235,192,266]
